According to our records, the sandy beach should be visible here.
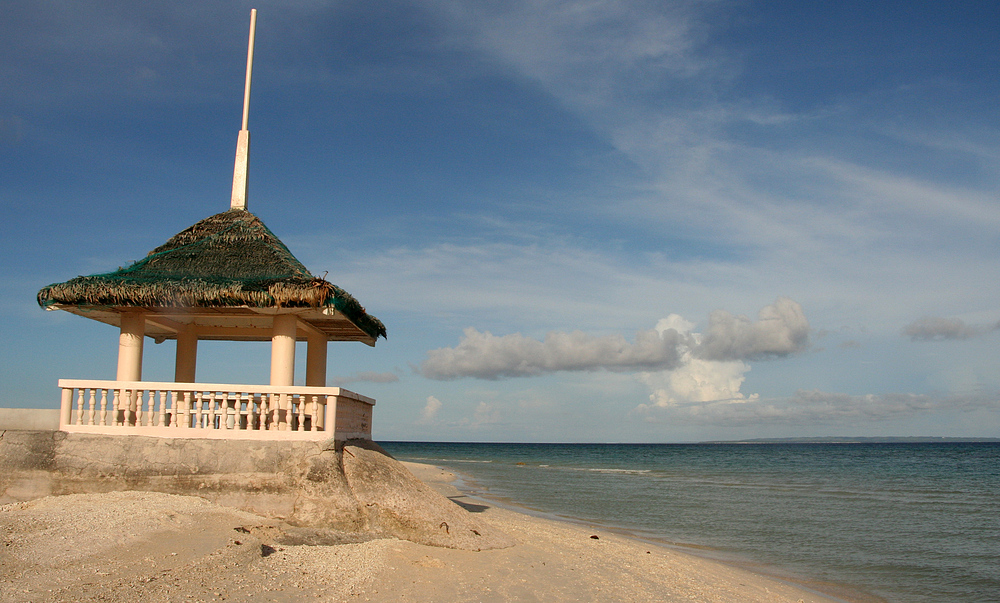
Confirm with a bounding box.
[1,461,843,603]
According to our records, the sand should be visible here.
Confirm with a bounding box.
[1,461,844,603]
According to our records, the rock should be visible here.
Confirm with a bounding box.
[341,440,514,550]
[0,431,512,551]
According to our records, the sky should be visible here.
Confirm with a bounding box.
[2,0,999,442]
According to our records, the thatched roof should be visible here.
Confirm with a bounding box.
[38,209,386,343]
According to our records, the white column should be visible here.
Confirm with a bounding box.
[306,331,327,387]
[175,326,198,383]
[231,130,250,210]
[270,314,297,386]
[116,311,145,381]
[230,9,256,210]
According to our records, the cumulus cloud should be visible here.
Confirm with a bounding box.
[418,395,442,423]
[694,297,810,361]
[639,358,758,409]
[639,312,760,407]
[419,326,689,380]
[419,298,809,389]
[471,401,501,426]
[902,317,1000,341]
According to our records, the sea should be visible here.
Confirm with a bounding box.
[379,441,1000,603]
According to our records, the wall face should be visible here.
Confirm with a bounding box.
[0,432,513,551]
[334,399,373,441]
[0,408,60,431]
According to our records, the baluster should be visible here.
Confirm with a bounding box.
[232,392,239,429]
[130,389,139,426]
[317,395,327,432]
[182,391,192,427]
[239,393,248,430]
[128,389,137,426]
[99,389,109,426]
[168,391,177,427]
[259,394,266,430]
[194,392,203,427]
[113,389,122,425]
[206,391,215,429]
[230,393,239,430]
[280,393,289,430]
[87,389,96,425]
[200,392,209,428]
[224,392,233,430]
[238,393,247,430]
[158,390,167,427]
[135,390,144,427]
[252,394,261,430]
[267,393,277,430]
[146,390,153,426]
[310,395,319,431]
[75,389,85,425]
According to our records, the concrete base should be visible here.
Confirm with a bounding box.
[0,430,512,551]
[0,408,59,431]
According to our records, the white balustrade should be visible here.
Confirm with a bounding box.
[57,379,374,441]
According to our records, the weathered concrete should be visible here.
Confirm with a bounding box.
[0,430,512,551]
[0,408,59,431]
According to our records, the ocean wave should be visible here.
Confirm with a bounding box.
[568,467,653,475]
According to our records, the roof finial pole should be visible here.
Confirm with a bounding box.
[231,8,257,210]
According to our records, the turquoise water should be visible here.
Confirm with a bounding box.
[380,442,1000,603]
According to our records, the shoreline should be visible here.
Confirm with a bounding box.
[2,459,867,602]
[401,461,874,603]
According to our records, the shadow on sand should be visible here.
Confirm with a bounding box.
[448,495,491,513]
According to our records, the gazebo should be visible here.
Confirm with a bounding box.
[37,10,385,440]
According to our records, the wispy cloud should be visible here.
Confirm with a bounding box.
[902,317,1000,341]
[635,389,1000,426]
[331,371,400,386]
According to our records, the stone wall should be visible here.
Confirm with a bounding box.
[0,408,59,431]
[0,430,512,551]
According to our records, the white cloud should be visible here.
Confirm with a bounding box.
[902,316,1000,341]
[634,389,1000,426]
[419,326,688,380]
[432,0,709,114]
[418,395,443,423]
[471,401,500,426]
[419,298,808,382]
[640,312,759,408]
[694,297,810,361]
[639,358,757,409]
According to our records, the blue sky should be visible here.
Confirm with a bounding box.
[2,0,999,442]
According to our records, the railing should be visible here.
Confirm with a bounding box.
[58,379,374,441]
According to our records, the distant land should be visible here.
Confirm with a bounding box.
[703,436,1000,444]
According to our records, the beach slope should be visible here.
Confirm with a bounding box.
[1,460,841,602]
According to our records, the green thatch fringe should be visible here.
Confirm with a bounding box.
[37,209,386,341]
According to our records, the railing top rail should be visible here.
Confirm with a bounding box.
[57,379,375,405]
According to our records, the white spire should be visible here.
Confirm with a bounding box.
[231,9,257,210]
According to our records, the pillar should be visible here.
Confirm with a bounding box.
[175,325,198,383]
[270,314,297,386]
[116,311,145,381]
[306,331,327,387]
